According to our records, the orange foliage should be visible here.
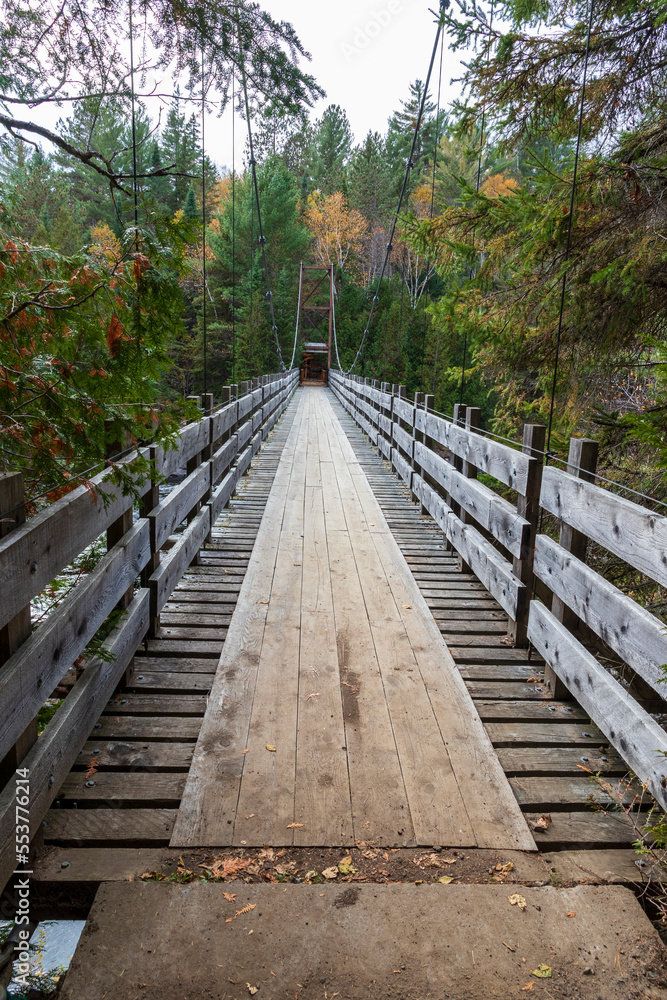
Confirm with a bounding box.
[304,192,367,278]
[89,223,122,266]
[480,173,520,199]
[105,312,125,356]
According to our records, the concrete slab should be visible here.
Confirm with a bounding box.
[62,882,667,1000]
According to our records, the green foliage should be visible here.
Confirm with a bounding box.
[0,206,193,502]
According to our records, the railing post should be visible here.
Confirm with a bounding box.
[545,436,599,697]
[510,424,546,647]
[0,473,36,787]
[417,394,434,515]
[105,423,134,609]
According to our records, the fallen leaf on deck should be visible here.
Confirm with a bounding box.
[402,604,412,609]
[260,600,269,604]
[521,983,533,991]
[287,822,304,828]
[223,892,236,901]
[437,876,454,884]
[245,814,255,819]
[497,861,514,873]
[242,749,250,755]
[508,893,527,910]
[322,866,338,879]
[247,984,258,994]
[528,814,551,832]
[293,563,301,566]
[265,744,277,752]
[566,911,576,917]
[338,856,357,875]
[531,964,552,978]
[236,903,256,916]
[225,918,233,923]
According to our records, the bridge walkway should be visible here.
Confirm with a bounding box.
[33,386,641,889]
[172,386,533,850]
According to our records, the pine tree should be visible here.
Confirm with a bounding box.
[308,105,353,195]
[184,185,199,220]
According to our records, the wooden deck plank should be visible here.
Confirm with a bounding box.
[293,484,354,846]
[326,399,535,852]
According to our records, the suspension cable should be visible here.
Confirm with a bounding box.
[231,73,236,379]
[545,0,595,456]
[201,41,208,394]
[331,274,344,371]
[420,21,445,391]
[337,1,448,375]
[128,0,139,246]
[461,0,494,405]
[237,32,286,371]
[288,262,303,370]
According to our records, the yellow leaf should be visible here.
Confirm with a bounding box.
[438,876,454,884]
[508,893,527,910]
[265,744,277,752]
[531,964,552,978]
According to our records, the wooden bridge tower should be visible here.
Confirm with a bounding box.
[298,262,333,384]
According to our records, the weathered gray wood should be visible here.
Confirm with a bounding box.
[236,417,253,450]
[211,400,238,441]
[211,434,239,484]
[162,418,209,477]
[414,409,531,493]
[150,463,210,552]
[412,473,524,620]
[0,522,150,761]
[44,807,176,844]
[209,468,240,523]
[0,590,149,891]
[58,772,186,804]
[0,459,146,630]
[511,423,545,646]
[150,507,211,616]
[414,442,529,559]
[391,447,412,488]
[540,466,667,588]
[0,472,36,784]
[528,600,667,810]
[534,533,667,697]
[393,396,413,424]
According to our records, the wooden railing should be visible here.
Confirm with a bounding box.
[0,369,298,886]
[329,370,667,811]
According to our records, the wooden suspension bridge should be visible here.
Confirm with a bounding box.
[1,370,667,997]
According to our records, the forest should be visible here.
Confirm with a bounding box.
[0,0,666,506]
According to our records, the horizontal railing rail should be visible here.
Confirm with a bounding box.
[329,370,667,811]
[0,369,298,887]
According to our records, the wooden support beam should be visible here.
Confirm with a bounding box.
[545,437,598,697]
[511,424,545,647]
[105,423,134,611]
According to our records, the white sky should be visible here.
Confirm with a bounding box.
[200,0,465,170]
[25,0,468,173]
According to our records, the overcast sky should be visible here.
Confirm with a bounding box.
[198,0,466,170]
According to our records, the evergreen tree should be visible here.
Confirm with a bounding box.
[184,185,199,220]
[308,105,353,195]
[348,132,394,228]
